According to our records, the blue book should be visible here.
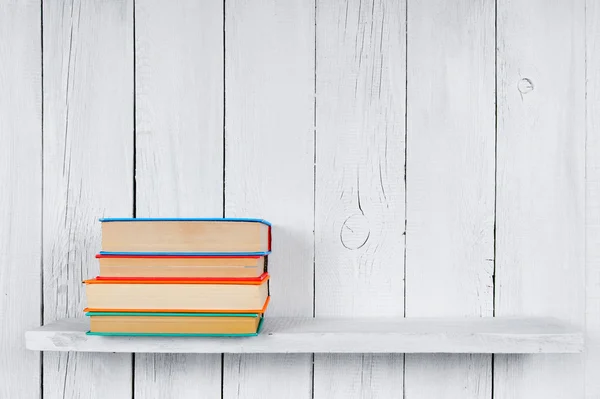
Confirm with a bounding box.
[99,217,271,256]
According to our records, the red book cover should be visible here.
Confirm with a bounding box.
[87,272,270,285]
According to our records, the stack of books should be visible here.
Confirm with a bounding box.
[83,218,271,337]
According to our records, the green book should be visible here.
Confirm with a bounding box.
[85,311,264,337]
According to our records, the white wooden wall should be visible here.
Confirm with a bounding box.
[0,0,596,398]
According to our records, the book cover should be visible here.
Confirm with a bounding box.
[89,272,270,284]
[83,295,271,314]
[99,217,272,255]
[85,313,265,337]
[98,250,271,256]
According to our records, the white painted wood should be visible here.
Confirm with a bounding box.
[495,0,586,398]
[26,317,584,354]
[134,0,224,397]
[42,1,133,398]
[315,354,403,399]
[2,2,594,397]
[404,1,495,398]
[586,1,600,397]
[314,0,406,397]
[223,0,315,398]
[0,1,41,398]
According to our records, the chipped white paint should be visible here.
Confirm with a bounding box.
[134,0,224,397]
[42,1,134,398]
[1,0,595,398]
[404,1,495,398]
[0,1,41,398]
[224,0,315,398]
[495,0,586,398]
[314,0,406,398]
[26,317,584,354]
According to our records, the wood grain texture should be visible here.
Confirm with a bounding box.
[0,1,41,398]
[586,1,600,397]
[134,0,224,397]
[27,317,583,353]
[495,0,585,397]
[42,0,133,398]
[223,0,315,398]
[314,0,405,397]
[404,1,495,398]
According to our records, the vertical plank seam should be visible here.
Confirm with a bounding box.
[403,0,408,397]
[583,1,588,395]
[132,1,137,218]
[220,353,224,399]
[312,0,317,324]
[492,0,498,322]
[491,0,498,397]
[222,0,227,221]
[221,1,226,398]
[131,0,137,397]
[40,0,45,397]
[311,0,317,398]
[403,0,408,320]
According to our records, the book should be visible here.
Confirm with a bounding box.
[83,273,270,312]
[86,311,264,336]
[96,254,266,278]
[99,217,271,255]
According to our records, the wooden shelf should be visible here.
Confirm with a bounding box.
[25,317,583,354]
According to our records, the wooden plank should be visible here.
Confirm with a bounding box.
[404,1,495,398]
[223,0,314,398]
[587,1,600,397]
[26,317,584,354]
[495,0,585,397]
[42,1,133,398]
[134,0,223,398]
[0,1,41,398]
[314,0,405,397]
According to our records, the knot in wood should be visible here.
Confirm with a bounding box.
[340,214,370,250]
[517,78,534,94]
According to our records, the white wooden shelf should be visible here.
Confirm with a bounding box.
[25,317,583,354]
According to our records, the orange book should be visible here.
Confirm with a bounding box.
[96,254,266,278]
[84,273,270,313]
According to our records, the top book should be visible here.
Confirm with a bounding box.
[99,218,271,255]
